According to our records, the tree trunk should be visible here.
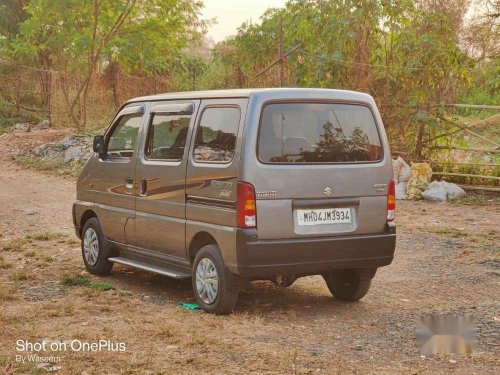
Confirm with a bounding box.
[414,122,426,161]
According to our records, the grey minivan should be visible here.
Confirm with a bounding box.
[73,88,396,314]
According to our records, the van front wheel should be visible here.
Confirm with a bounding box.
[323,269,372,301]
[81,218,113,276]
[192,245,239,315]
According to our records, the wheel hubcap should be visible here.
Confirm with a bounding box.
[195,258,219,305]
[83,228,99,266]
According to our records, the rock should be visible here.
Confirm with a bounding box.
[39,119,51,129]
[28,135,93,166]
[58,136,75,150]
[395,182,407,200]
[46,147,64,159]
[33,144,50,157]
[422,181,466,202]
[33,145,45,157]
[13,123,31,132]
[64,146,84,163]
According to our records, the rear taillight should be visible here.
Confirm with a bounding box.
[387,178,396,222]
[237,181,256,228]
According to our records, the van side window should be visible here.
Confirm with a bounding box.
[106,113,142,158]
[145,113,191,161]
[193,107,240,163]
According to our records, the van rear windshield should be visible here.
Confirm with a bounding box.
[258,103,383,163]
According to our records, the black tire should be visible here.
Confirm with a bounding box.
[192,244,239,315]
[81,217,113,276]
[323,270,372,301]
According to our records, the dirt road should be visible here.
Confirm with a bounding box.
[0,132,499,374]
[0,160,75,239]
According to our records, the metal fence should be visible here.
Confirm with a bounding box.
[0,60,171,130]
[425,104,500,191]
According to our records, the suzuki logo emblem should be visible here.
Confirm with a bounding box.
[324,187,332,196]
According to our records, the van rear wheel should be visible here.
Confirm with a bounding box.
[192,245,239,315]
[323,269,372,301]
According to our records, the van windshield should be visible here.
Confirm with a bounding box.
[258,103,383,163]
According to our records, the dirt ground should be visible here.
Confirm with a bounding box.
[0,130,499,374]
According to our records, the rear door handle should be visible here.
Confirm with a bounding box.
[124,177,134,194]
[139,179,148,197]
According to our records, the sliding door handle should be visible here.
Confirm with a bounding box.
[139,178,148,197]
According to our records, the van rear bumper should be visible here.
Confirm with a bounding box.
[235,224,396,277]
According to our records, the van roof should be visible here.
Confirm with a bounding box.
[126,88,373,104]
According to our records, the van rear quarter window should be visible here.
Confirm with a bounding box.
[194,107,240,163]
[258,102,383,163]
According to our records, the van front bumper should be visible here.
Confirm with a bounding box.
[235,223,396,277]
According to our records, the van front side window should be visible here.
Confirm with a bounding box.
[107,113,142,158]
[194,107,240,163]
[145,113,191,161]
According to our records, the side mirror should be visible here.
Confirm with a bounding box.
[93,135,105,156]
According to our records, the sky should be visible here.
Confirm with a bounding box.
[201,0,288,43]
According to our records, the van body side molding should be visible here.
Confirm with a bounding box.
[186,195,236,209]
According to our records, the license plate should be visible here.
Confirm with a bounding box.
[296,208,352,226]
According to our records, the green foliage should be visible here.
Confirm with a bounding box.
[170,55,209,91]
[200,0,476,159]
[456,57,500,119]
[27,232,64,241]
[14,156,65,172]
[0,0,29,47]
[450,192,489,206]
[7,0,207,74]
[0,0,496,165]
[89,283,115,291]
[61,276,115,291]
[432,162,499,187]
[0,113,36,134]
[61,276,91,286]
[1,0,208,129]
